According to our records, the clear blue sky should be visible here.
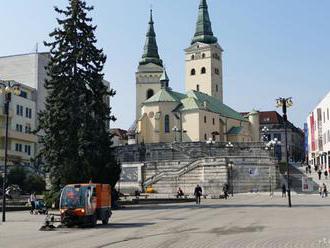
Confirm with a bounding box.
[1,0,330,129]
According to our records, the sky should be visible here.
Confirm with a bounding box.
[1,0,330,129]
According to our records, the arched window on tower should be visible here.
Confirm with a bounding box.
[201,67,206,74]
[164,115,170,133]
[146,89,154,99]
[202,53,206,58]
[191,55,195,60]
[191,69,196,76]
[196,84,200,91]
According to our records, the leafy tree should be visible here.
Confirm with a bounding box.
[7,167,27,189]
[37,0,120,191]
[24,175,46,194]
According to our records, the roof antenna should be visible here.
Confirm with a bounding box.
[35,42,38,53]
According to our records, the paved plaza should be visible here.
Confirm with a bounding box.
[1,193,330,248]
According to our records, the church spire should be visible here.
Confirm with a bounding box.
[139,9,163,67]
[160,67,169,88]
[191,0,218,45]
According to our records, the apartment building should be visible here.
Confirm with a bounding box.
[306,91,330,169]
[0,81,37,170]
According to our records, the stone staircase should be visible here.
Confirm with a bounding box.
[143,156,278,196]
[287,164,328,194]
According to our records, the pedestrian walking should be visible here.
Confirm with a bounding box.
[325,170,328,180]
[281,184,286,198]
[223,183,229,199]
[318,170,322,180]
[176,187,184,198]
[319,185,323,197]
[323,183,328,198]
[29,192,36,214]
[194,184,202,204]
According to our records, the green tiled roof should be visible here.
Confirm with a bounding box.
[144,89,185,103]
[143,88,246,122]
[191,0,218,45]
[139,10,163,67]
[180,97,204,111]
[227,126,242,135]
[186,91,247,121]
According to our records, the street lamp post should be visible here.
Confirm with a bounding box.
[206,138,215,156]
[228,161,234,197]
[261,126,269,142]
[1,81,20,222]
[172,126,179,142]
[276,97,293,208]
[225,142,234,196]
[265,138,281,197]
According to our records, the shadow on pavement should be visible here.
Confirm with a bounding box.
[120,203,330,211]
[96,222,155,229]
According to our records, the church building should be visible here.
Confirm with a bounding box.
[135,0,259,144]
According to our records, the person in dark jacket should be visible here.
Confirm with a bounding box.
[194,185,202,204]
[318,170,322,180]
[223,183,229,199]
[281,184,286,198]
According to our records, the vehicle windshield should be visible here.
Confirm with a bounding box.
[60,185,88,209]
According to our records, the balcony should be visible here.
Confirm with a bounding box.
[0,149,31,162]
[0,128,37,143]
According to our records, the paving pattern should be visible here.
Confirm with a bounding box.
[1,193,330,248]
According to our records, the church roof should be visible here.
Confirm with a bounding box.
[144,88,186,103]
[143,87,246,122]
[185,91,246,121]
[227,126,243,135]
[139,10,163,67]
[191,0,218,45]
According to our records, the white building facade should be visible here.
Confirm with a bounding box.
[0,81,38,171]
[306,91,330,170]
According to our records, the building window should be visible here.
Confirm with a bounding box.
[191,69,196,76]
[213,118,215,125]
[19,91,27,98]
[25,125,31,133]
[164,115,170,133]
[15,143,22,152]
[202,53,205,58]
[204,116,207,123]
[216,85,218,92]
[16,124,22,132]
[146,89,154,99]
[25,145,31,155]
[201,67,206,74]
[196,84,200,91]
[16,105,24,116]
[215,68,219,75]
[327,108,329,121]
[204,134,207,140]
[191,55,195,60]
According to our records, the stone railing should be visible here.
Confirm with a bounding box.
[115,141,273,163]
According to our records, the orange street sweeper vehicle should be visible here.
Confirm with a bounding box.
[59,183,112,226]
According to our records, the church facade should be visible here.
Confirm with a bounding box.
[135,0,259,144]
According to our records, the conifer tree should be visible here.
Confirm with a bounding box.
[38,0,120,190]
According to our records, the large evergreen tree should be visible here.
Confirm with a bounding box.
[38,0,120,190]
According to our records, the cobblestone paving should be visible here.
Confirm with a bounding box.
[1,193,330,248]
